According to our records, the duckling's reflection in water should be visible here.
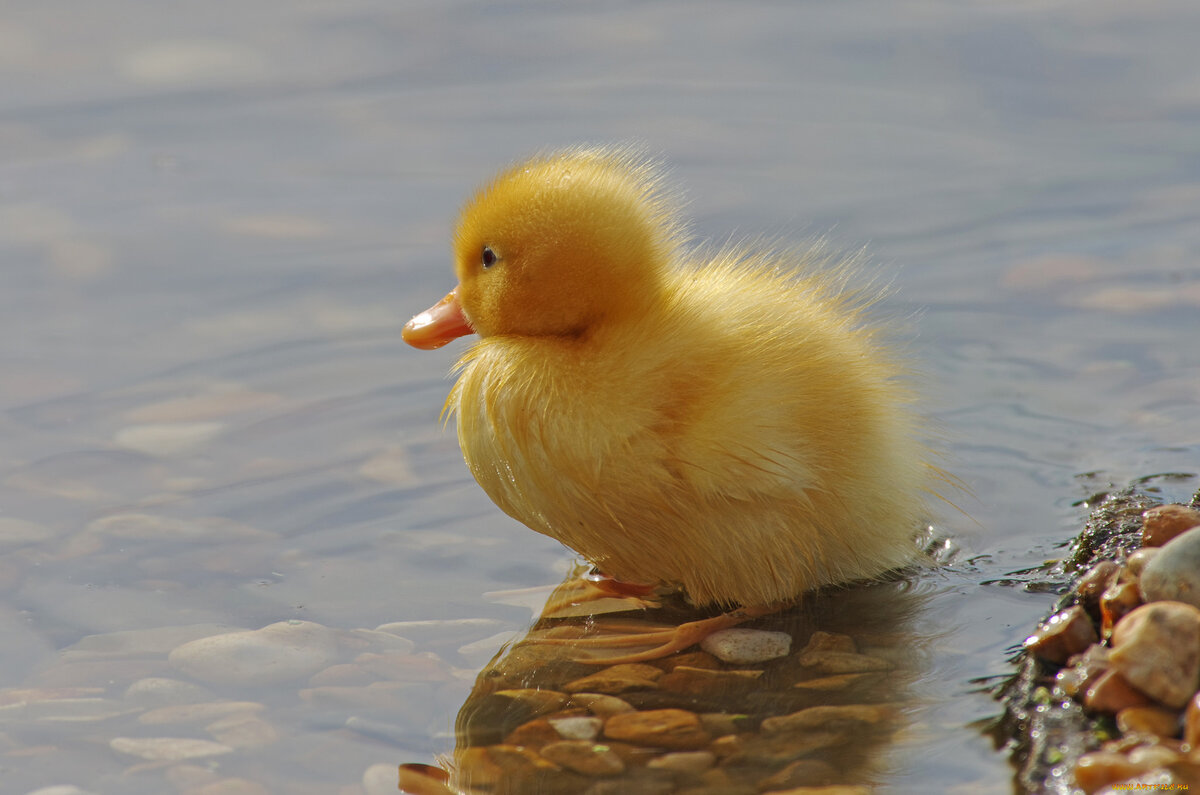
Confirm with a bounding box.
[402,563,936,795]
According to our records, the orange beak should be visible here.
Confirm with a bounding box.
[402,288,475,350]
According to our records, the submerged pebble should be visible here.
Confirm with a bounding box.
[169,620,341,686]
[700,628,791,664]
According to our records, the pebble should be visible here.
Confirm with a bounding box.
[757,759,839,790]
[1114,705,1180,738]
[646,750,715,773]
[205,712,279,748]
[0,697,140,723]
[1099,581,1142,639]
[86,513,272,543]
[124,677,213,707]
[564,663,662,695]
[1072,752,1149,794]
[1109,601,1200,708]
[700,628,791,664]
[1074,561,1120,605]
[604,708,712,749]
[539,740,626,776]
[1122,548,1160,581]
[168,620,342,686]
[567,693,635,718]
[549,715,604,741]
[793,673,871,692]
[0,518,56,550]
[658,665,763,696]
[1141,504,1200,547]
[138,701,265,725]
[109,736,233,761]
[112,421,224,457]
[1022,606,1098,665]
[795,649,893,674]
[1140,526,1200,610]
[1083,669,1155,714]
[760,704,895,734]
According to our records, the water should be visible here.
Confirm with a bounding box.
[2,1,1199,792]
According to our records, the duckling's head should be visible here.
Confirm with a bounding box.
[404,147,684,348]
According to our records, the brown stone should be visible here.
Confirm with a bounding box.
[1083,669,1155,714]
[657,666,762,696]
[505,718,562,749]
[795,650,892,675]
[760,704,896,734]
[603,709,711,749]
[492,689,568,717]
[563,664,662,695]
[1072,751,1147,794]
[757,758,840,790]
[1100,581,1142,639]
[1143,504,1200,547]
[539,740,625,776]
[720,730,847,766]
[566,692,635,718]
[1115,705,1181,739]
[798,631,857,654]
[1183,692,1200,749]
[766,787,870,795]
[793,673,872,692]
[645,750,715,773]
[1110,601,1200,708]
[656,651,721,671]
[1075,561,1120,605]
[1056,644,1111,698]
[1122,548,1161,582]
[454,747,502,789]
[1023,606,1099,665]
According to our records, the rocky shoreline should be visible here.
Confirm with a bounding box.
[993,484,1200,793]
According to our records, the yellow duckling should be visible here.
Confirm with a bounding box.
[405,146,940,657]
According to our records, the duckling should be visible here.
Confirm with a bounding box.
[404,146,941,660]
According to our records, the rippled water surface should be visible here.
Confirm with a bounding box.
[3,2,1199,793]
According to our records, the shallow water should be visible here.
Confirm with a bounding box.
[2,1,1199,793]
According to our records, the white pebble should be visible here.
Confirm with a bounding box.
[700,628,791,664]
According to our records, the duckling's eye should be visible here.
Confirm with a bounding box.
[481,246,498,269]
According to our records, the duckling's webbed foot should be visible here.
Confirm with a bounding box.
[534,604,780,664]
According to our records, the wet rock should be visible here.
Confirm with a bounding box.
[1140,527,1200,610]
[1100,581,1142,639]
[1122,548,1161,582]
[506,717,564,749]
[757,758,840,790]
[87,513,273,544]
[792,673,872,692]
[1022,606,1098,665]
[760,704,896,734]
[795,650,891,675]
[185,778,270,795]
[138,700,265,725]
[539,740,625,776]
[567,693,635,718]
[699,628,791,664]
[1109,601,1200,708]
[1083,669,1155,714]
[564,664,662,695]
[1056,644,1111,698]
[1142,504,1200,547]
[645,750,715,774]
[1115,705,1180,739]
[109,736,233,761]
[656,651,722,671]
[0,696,140,723]
[1073,751,1157,794]
[718,729,846,766]
[493,688,568,717]
[0,518,55,550]
[1075,561,1120,606]
[169,620,342,686]
[205,712,279,748]
[657,665,763,696]
[549,715,604,741]
[799,631,857,654]
[124,677,213,707]
[113,421,224,457]
[603,709,712,749]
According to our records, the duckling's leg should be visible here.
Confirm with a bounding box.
[535,604,782,664]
